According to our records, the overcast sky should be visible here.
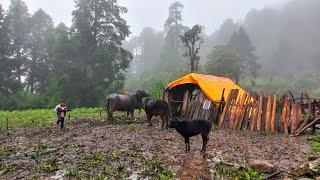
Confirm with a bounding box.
[1,0,290,36]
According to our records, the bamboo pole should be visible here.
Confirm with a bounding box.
[271,94,278,133]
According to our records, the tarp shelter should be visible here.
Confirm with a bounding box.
[164,73,248,122]
[166,73,247,103]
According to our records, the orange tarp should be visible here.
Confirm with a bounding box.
[167,73,247,102]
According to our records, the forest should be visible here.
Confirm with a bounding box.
[1,0,320,110]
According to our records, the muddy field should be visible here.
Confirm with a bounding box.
[0,115,313,179]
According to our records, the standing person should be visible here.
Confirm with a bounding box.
[54,100,68,130]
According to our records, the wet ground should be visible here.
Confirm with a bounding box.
[0,115,312,179]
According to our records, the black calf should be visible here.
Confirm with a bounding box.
[169,118,212,153]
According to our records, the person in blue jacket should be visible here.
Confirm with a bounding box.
[54,100,67,130]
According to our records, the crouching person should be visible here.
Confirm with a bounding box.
[54,100,68,130]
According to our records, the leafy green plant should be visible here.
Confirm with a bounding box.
[214,163,262,180]
[308,134,320,153]
[0,165,12,175]
[41,156,58,173]
[140,153,175,179]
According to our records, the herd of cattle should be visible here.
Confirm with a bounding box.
[105,90,213,153]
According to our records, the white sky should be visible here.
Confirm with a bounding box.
[1,0,290,36]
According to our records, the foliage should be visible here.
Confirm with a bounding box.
[308,134,320,153]
[214,163,262,180]
[228,27,260,86]
[0,108,101,129]
[180,24,204,72]
[205,45,244,83]
[0,0,133,110]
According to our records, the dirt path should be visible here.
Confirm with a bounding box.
[0,117,312,179]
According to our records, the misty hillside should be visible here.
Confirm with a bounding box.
[244,0,320,77]
[125,0,320,97]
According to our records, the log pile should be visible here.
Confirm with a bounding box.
[218,90,320,135]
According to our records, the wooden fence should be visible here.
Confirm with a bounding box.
[218,89,320,135]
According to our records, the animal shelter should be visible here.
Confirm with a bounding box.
[163,73,247,123]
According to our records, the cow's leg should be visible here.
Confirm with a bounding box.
[164,115,169,129]
[131,110,134,119]
[184,137,190,152]
[160,115,165,130]
[147,114,152,126]
[201,133,209,153]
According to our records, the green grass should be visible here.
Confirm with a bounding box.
[308,134,320,153]
[214,163,262,180]
[0,108,102,130]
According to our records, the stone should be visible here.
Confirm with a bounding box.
[248,160,275,173]
[293,158,320,177]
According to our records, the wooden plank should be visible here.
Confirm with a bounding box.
[295,92,313,133]
[271,94,278,133]
[233,93,248,130]
[225,90,239,129]
[284,98,291,134]
[281,94,289,133]
[218,89,235,127]
[250,103,258,131]
[229,94,241,129]
[181,90,189,118]
[256,92,264,131]
[290,103,300,134]
[216,88,226,122]
[238,94,251,130]
[265,95,272,132]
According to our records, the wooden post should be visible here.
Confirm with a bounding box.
[284,96,291,134]
[228,94,240,129]
[295,92,311,133]
[216,88,226,122]
[233,93,247,130]
[225,90,239,128]
[219,90,235,127]
[238,95,251,130]
[281,94,288,133]
[257,92,264,131]
[290,103,300,134]
[265,95,272,132]
[271,94,278,133]
[250,96,259,131]
[181,90,189,118]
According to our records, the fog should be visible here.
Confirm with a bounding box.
[1,0,290,35]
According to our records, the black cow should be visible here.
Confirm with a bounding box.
[144,98,169,129]
[106,90,149,119]
[169,118,212,153]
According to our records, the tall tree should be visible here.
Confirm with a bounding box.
[0,5,14,96]
[229,27,260,86]
[180,24,203,72]
[26,9,54,93]
[164,1,184,30]
[71,0,132,106]
[160,1,186,71]
[205,45,244,83]
[6,0,30,81]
